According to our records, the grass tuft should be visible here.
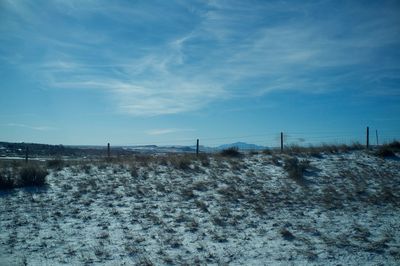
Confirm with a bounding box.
[375,143,398,158]
[1,163,48,189]
[280,228,295,241]
[220,147,242,157]
[0,168,14,189]
[46,157,65,170]
[283,157,309,182]
[19,164,48,187]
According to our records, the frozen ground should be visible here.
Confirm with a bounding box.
[1,151,399,265]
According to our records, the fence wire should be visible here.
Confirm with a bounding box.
[121,128,400,152]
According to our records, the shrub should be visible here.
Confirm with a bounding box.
[178,159,191,170]
[180,187,196,200]
[375,146,396,158]
[324,144,341,153]
[249,150,259,155]
[280,228,295,241]
[283,157,309,181]
[134,155,153,167]
[348,142,364,151]
[262,148,272,155]
[130,165,139,178]
[46,157,64,170]
[168,155,192,171]
[0,169,14,189]
[18,164,48,187]
[197,153,210,167]
[375,143,396,158]
[80,164,92,174]
[286,145,306,154]
[387,141,400,151]
[220,147,241,157]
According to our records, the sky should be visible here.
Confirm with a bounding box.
[1,0,400,147]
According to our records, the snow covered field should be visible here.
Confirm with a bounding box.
[1,150,399,265]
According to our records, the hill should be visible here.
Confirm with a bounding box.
[1,149,399,264]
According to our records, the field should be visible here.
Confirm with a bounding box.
[1,148,400,265]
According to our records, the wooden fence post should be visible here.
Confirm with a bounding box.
[196,139,199,156]
[107,143,110,159]
[280,132,284,152]
[366,127,370,149]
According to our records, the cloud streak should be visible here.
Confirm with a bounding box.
[1,0,399,116]
[146,128,195,136]
[4,123,56,131]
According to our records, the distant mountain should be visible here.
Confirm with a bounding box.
[0,141,267,157]
[127,142,267,153]
[216,142,266,151]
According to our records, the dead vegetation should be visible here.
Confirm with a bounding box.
[0,162,48,189]
[374,141,399,158]
[283,156,310,183]
[0,144,399,264]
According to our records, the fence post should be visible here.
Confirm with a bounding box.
[366,127,369,149]
[107,143,110,160]
[280,132,284,152]
[25,145,29,163]
[375,130,379,146]
[196,139,199,156]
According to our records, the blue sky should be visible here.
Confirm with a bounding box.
[1,0,400,147]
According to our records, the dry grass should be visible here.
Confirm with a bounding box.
[283,157,310,183]
[283,143,364,156]
[19,164,48,187]
[46,157,65,170]
[0,168,14,189]
[374,142,398,158]
[0,147,399,264]
[0,163,48,189]
[220,147,242,157]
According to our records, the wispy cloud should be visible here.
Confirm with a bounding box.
[4,123,56,131]
[146,128,195,136]
[1,0,399,116]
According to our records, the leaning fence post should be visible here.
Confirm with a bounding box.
[366,127,369,149]
[280,132,284,152]
[196,139,199,156]
[107,143,110,160]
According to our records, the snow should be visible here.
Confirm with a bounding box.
[1,151,399,265]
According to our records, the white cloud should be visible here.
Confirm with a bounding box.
[4,123,56,131]
[146,128,195,136]
[2,0,399,116]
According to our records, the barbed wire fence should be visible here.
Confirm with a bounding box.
[113,126,400,154]
[5,127,399,161]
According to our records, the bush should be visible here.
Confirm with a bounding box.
[0,163,48,189]
[130,165,139,178]
[283,157,309,181]
[0,169,14,190]
[220,147,242,157]
[348,142,364,151]
[262,148,272,155]
[280,228,295,241]
[387,141,400,151]
[168,155,192,171]
[198,154,210,167]
[46,157,64,170]
[178,159,191,170]
[18,164,48,187]
[375,146,396,158]
[286,145,307,154]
